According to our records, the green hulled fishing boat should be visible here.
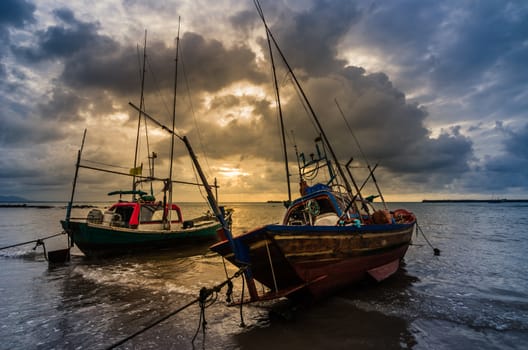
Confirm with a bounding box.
[61,29,230,258]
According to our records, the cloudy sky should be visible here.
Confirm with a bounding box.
[1,0,527,203]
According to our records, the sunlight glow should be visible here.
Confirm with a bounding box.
[203,83,268,109]
[218,166,250,178]
[203,82,271,127]
[338,48,401,82]
[109,112,129,122]
[339,49,385,72]
[229,83,267,99]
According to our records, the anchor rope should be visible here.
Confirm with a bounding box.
[191,286,216,349]
[0,232,66,251]
[416,221,441,256]
[105,266,247,350]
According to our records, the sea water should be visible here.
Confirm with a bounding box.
[0,202,527,349]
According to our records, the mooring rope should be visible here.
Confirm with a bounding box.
[221,257,247,327]
[239,274,246,327]
[105,266,247,350]
[191,286,217,350]
[0,232,66,255]
[416,221,441,256]
[0,232,71,262]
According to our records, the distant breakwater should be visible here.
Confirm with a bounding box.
[422,199,528,203]
[0,204,96,209]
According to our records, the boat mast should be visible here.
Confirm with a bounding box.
[128,102,255,297]
[181,135,258,298]
[132,30,148,200]
[65,129,87,224]
[166,19,181,229]
[263,19,291,203]
[254,0,354,197]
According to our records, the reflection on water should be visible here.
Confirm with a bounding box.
[234,270,419,350]
[1,203,528,349]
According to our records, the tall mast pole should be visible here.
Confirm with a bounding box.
[132,30,147,200]
[264,22,291,203]
[129,99,258,298]
[254,0,354,196]
[167,18,181,229]
[65,129,87,224]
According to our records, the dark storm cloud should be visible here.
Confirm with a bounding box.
[37,86,104,123]
[1,0,526,200]
[229,10,258,33]
[0,2,274,200]
[180,32,266,91]
[504,123,528,160]
[242,53,473,189]
[15,8,103,61]
[337,74,470,183]
[347,1,528,122]
[60,27,264,96]
[467,123,528,193]
[0,0,65,148]
[190,93,278,159]
[0,0,35,79]
[13,8,138,96]
[484,122,528,188]
[346,1,443,75]
[262,0,361,76]
[235,0,526,195]
[6,5,266,141]
[126,31,268,128]
[0,0,35,33]
[429,2,528,93]
[223,0,477,195]
[5,7,132,131]
[0,110,60,146]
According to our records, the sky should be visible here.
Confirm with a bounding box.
[0,0,527,203]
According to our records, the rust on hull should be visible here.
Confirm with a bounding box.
[210,223,414,301]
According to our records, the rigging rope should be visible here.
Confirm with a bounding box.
[180,44,213,178]
[143,38,215,190]
[146,55,174,127]
[190,160,209,204]
[81,159,129,170]
[288,74,319,136]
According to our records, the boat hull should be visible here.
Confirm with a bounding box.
[62,219,221,258]
[210,223,414,301]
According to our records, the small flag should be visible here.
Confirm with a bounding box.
[129,164,143,176]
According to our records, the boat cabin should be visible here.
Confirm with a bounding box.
[283,188,375,226]
[87,201,183,229]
